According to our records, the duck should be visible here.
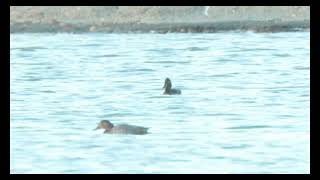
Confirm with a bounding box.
[163,78,181,95]
[94,120,149,135]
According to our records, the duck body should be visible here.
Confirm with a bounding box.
[105,124,149,135]
[94,120,149,135]
[163,78,181,95]
[164,88,181,95]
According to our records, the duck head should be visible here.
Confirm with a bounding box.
[94,120,114,131]
[163,78,172,92]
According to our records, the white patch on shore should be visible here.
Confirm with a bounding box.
[204,6,210,16]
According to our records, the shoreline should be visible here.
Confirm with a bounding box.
[10,20,310,33]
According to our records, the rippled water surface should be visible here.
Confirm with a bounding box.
[10,32,310,174]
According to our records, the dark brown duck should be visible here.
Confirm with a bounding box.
[163,78,181,95]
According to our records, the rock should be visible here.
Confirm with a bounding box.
[89,26,96,32]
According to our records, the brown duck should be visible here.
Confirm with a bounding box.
[94,120,149,135]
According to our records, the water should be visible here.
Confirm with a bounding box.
[10,32,310,174]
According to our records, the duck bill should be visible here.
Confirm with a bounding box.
[162,82,167,89]
[93,126,100,130]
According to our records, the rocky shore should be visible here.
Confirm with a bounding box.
[10,6,310,33]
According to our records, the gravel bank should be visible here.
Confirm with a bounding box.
[10,6,310,33]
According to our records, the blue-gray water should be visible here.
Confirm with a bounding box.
[10,32,310,174]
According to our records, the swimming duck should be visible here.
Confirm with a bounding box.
[163,78,181,95]
[94,120,149,135]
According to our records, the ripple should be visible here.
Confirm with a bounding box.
[215,58,238,63]
[18,77,42,82]
[147,95,174,99]
[11,47,47,51]
[294,66,309,70]
[204,113,241,116]
[228,48,276,52]
[208,156,226,160]
[93,54,120,58]
[77,43,102,47]
[230,158,251,163]
[101,112,134,117]
[221,144,252,149]
[220,85,246,89]
[257,161,276,165]
[40,90,56,93]
[145,48,175,52]
[225,125,272,130]
[116,68,155,73]
[209,73,239,78]
[184,47,209,51]
[273,53,291,57]
[144,60,191,64]
[262,103,283,106]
